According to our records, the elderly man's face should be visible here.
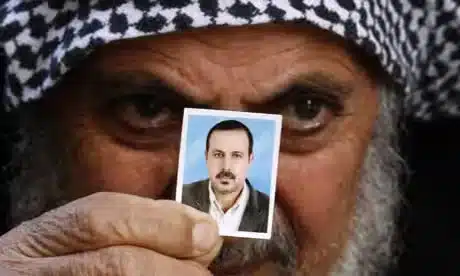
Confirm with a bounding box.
[13,23,401,275]
[206,129,252,195]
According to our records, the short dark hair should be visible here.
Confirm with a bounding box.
[205,120,253,154]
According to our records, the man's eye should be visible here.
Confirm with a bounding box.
[232,153,242,158]
[110,94,174,132]
[100,93,184,148]
[281,88,345,135]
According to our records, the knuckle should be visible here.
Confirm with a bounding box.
[146,210,194,249]
[71,207,99,245]
[72,193,129,244]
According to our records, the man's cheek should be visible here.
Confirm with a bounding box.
[68,133,179,199]
[235,163,247,176]
[275,147,360,246]
[208,165,218,178]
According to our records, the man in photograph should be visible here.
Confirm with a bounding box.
[182,119,270,233]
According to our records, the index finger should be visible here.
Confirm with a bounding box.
[0,192,222,260]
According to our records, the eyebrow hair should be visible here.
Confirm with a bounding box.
[89,70,183,97]
[296,72,353,98]
[248,71,353,111]
[211,150,245,156]
[86,69,211,108]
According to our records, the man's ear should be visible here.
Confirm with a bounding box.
[205,150,208,160]
[249,153,254,162]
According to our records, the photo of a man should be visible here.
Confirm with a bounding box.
[182,119,270,234]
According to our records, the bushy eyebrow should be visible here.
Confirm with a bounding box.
[86,69,211,108]
[87,70,182,97]
[211,149,244,155]
[298,72,352,97]
[258,72,352,105]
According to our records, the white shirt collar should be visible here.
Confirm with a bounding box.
[208,179,250,233]
[208,180,249,214]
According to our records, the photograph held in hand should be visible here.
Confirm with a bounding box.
[175,108,282,239]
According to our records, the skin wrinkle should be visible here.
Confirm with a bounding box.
[191,28,307,52]
[144,51,208,103]
[194,40,307,69]
[184,36,303,67]
[3,24,404,275]
[187,24,357,70]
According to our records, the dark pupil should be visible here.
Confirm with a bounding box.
[133,96,162,118]
[295,98,321,119]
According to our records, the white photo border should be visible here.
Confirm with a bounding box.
[175,108,282,240]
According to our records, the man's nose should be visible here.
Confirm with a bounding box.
[222,157,231,170]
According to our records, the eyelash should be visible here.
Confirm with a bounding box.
[98,91,184,149]
[282,84,346,115]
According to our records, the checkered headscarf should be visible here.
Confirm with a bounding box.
[1,0,459,121]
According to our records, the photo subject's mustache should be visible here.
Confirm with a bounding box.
[216,170,236,180]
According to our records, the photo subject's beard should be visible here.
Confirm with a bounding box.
[5,88,403,275]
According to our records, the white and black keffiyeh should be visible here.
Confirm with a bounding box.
[0,0,459,121]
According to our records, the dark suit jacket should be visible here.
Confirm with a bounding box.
[182,179,270,233]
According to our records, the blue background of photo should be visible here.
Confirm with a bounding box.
[182,114,278,196]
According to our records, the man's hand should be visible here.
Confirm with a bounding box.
[0,192,222,275]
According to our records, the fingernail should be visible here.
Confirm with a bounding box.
[192,221,217,252]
